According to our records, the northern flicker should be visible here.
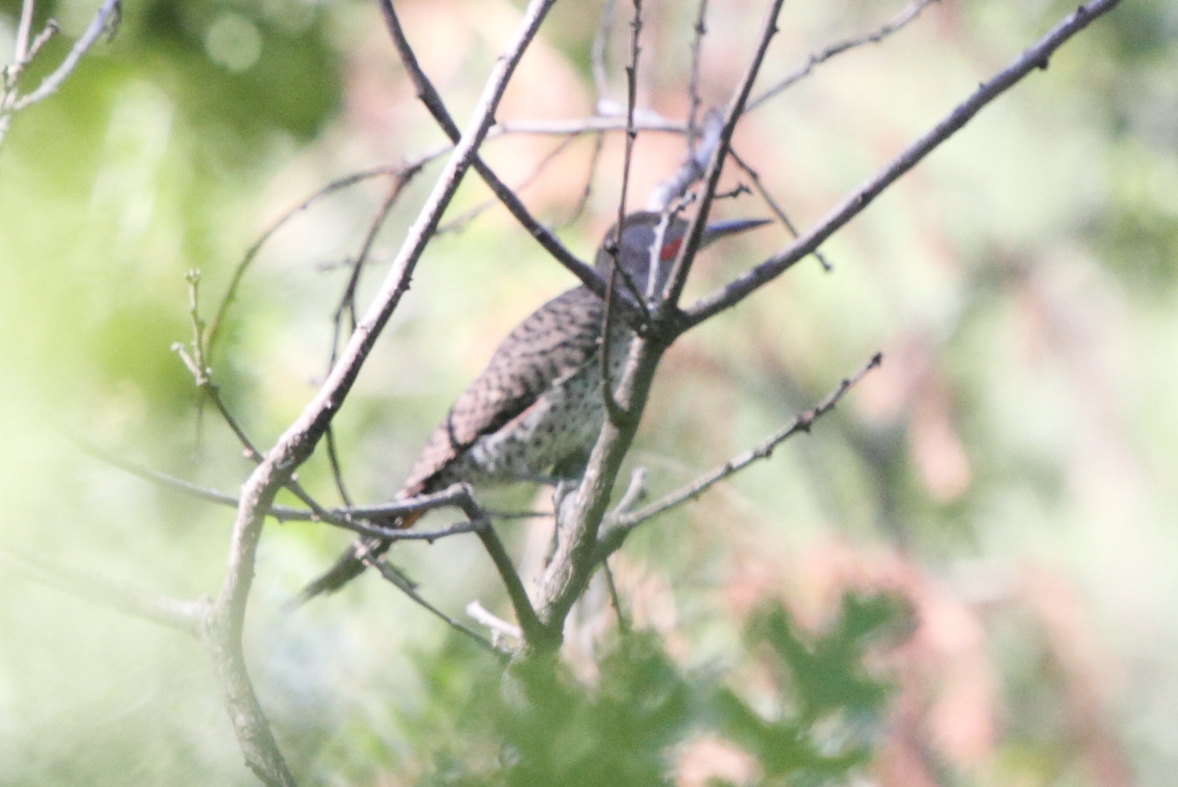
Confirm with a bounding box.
[295,211,767,603]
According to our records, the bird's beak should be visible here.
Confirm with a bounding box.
[700,217,772,248]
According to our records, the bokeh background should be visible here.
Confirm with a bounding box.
[2,0,1176,784]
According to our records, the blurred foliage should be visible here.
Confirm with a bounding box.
[3,0,1178,785]
[363,593,900,787]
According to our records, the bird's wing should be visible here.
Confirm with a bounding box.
[403,286,605,493]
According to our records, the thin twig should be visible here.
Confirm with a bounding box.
[686,0,709,150]
[360,551,499,654]
[596,353,882,560]
[493,115,684,136]
[747,0,940,113]
[206,159,433,360]
[560,130,605,228]
[602,560,630,635]
[13,0,35,65]
[436,133,580,234]
[729,147,832,271]
[0,546,207,637]
[599,0,647,428]
[9,0,119,109]
[684,0,1125,328]
[591,0,619,114]
[658,0,787,318]
[376,0,627,321]
[466,600,523,640]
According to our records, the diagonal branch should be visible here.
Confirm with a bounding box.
[683,0,1125,329]
[360,551,499,655]
[10,0,120,110]
[375,0,632,320]
[595,353,882,560]
[746,0,940,113]
[658,0,787,318]
[1,546,207,637]
[207,1,560,781]
[729,147,832,271]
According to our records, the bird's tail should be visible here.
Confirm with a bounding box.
[289,510,424,608]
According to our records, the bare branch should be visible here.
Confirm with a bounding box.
[591,0,619,114]
[492,115,684,136]
[205,1,560,776]
[375,0,625,320]
[599,0,650,428]
[747,0,940,113]
[729,147,832,271]
[10,0,119,110]
[684,0,1125,328]
[13,0,35,65]
[0,546,207,637]
[658,0,786,316]
[686,0,710,149]
[466,600,523,641]
[360,551,499,654]
[206,158,433,361]
[596,353,882,560]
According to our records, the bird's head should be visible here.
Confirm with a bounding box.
[594,211,769,302]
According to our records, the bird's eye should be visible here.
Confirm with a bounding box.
[659,237,683,262]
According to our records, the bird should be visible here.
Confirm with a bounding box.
[294,210,768,604]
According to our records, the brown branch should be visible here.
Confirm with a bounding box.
[595,353,882,560]
[683,0,1125,328]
